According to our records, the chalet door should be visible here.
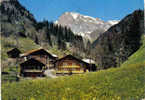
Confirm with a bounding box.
[68,69,72,75]
[31,73,36,78]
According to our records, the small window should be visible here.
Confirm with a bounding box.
[68,62,72,65]
[37,66,40,69]
[63,62,67,66]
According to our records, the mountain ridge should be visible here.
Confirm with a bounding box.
[55,12,119,41]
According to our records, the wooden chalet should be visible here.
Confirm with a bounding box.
[55,55,88,75]
[7,48,21,58]
[20,58,46,77]
[82,59,97,71]
[20,48,58,69]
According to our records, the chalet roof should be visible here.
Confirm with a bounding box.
[55,55,88,65]
[51,54,58,58]
[20,58,45,67]
[23,69,43,72]
[20,48,57,58]
[7,48,21,58]
[20,48,43,56]
[82,59,96,64]
[7,48,21,54]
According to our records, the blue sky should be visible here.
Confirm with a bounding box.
[19,0,144,22]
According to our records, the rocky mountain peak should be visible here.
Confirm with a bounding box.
[56,12,119,41]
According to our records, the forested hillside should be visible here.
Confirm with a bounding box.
[92,10,144,69]
[121,35,145,66]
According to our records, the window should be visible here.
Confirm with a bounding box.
[63,62,67,66]
[37,66,40,69]
[68,62,72,65]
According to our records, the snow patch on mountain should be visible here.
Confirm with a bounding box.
[83,15,97,21]
[54,20,58,24]
[108,20,119,25]
[70,12,79,19]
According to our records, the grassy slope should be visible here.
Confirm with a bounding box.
[1,36,40,81]
[2,37,145,100]
[1,36,40,61]
[122,36,145,66]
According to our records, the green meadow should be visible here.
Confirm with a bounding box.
[2,62,145,100]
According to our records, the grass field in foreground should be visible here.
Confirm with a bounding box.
[2,61,145,100]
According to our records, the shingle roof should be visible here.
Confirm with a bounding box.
[55,55,88,65]
[20,58,45,66]
[20,48,57,58]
